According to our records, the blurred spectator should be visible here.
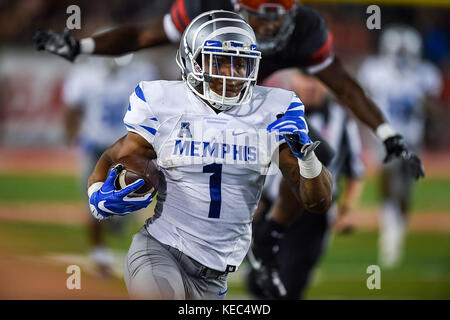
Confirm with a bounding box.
[357,24,443,268]
[62,54,159,276]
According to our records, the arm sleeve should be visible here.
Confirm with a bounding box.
[304,33,334,74]
[295,8,335,74]
[123,82,160,145]
[284,93,307,132]
[163,0,233,43]
[276,93,307,143]
[163,13,182,43]
[269,93,307,163]
[163,0,196,43]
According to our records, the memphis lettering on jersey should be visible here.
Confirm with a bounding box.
[173,139,257,162]
[162,121,280,170]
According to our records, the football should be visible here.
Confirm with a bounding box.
[112,155,161,198]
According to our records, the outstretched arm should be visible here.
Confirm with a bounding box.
[33,18,169,61]
[315,57,424,180]
[315,57,384,131]
[89,18,169,55]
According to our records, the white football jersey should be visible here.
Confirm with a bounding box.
[357,56,442,149]
[63,59,159,149]
[124,80,302,271]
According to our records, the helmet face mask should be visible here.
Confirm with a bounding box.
[200,41,260,107]
[176,11,261,111]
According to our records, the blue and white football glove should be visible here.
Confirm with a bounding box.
[267,108,319,160]
[88,166,153,221]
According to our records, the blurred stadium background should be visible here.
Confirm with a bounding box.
[0,0,449,299]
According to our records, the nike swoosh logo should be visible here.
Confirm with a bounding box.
[232,130,247,136]
[98,201,115,214]
[218,288,228,296]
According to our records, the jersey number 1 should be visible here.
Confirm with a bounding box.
[203,163,222,219]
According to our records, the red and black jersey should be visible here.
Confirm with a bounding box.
[167,0,334,82]
[169,0,234,34]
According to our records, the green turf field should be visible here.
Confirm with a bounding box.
[229,233,450,299]
[304,232,450,299]
[357,176,450,212]
[0,172,81,203]
[0,220,448,299]
[0,172,449,299]
[1,172,450,211]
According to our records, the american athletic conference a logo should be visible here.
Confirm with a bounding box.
[178,122,193,138]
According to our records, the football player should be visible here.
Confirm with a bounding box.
[33,0,424,299]
[357,25,442,268]
[248,71,366,298]
[86,11,332,299]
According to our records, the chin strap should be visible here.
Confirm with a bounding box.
[208,89,240,111]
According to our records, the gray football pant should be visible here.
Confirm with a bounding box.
[124,226,229,300]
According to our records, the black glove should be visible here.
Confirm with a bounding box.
[383,135,425,180]
[33,28,80,62]
[247,219,287,299]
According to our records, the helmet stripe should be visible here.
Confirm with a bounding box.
[205,26,256,44]
[192,19,256,50]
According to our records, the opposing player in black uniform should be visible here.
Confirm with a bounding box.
[248,71,367,299]
[33,0,424,299]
